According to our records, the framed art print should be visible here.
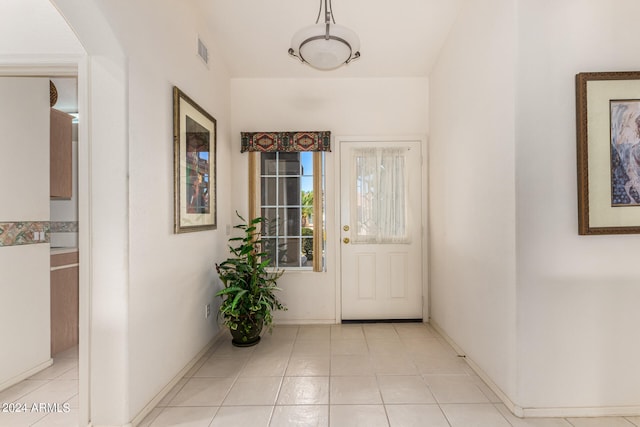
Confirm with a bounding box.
[173,86,217,233]
[576,71,640,235]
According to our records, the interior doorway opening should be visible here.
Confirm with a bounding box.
[0,62,88,427]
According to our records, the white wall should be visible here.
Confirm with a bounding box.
[12,0,236,423]
[516,0,640,413]
[79,0,233,421]
[429,0,518,402]
[431,0,640,415]
[230,78,428,323]
[0,78,51,388]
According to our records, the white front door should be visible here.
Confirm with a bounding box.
[340,139,423,320]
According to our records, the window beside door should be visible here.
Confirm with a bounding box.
[250,151,325,271]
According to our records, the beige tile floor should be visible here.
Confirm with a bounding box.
[3,324,640,426]
[138,323,640,427]
[0,346,79,427]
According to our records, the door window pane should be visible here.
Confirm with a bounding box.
[352,148,409,244]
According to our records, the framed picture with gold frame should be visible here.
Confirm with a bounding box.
[173,86,217,233]
[576,71,640,235]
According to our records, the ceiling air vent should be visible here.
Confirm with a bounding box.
[197,35,209,66]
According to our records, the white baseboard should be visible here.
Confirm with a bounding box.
[129,332,226,427]
[429,320,524,417]
[429,320,640,418]
[274,319,336,325]
[521,405,640,418]
[0,358,53,392]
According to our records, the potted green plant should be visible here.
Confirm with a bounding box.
[215,213,286,347]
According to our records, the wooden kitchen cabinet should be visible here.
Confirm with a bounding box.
[51,250,79,355]
[50,108,73,199]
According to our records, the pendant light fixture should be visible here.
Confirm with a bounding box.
[288,0,360,71]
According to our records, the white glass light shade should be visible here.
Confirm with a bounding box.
[290,23,360,70]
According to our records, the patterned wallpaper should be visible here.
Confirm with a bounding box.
[0,220,78,247]
[0,221,50,247]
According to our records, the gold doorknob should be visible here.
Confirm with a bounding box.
[343,237,350,244]
[343,225,350,231]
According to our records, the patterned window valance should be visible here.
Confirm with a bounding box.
[241,131,331,153]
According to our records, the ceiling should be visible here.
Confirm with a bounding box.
[194,0,465,79]
[29,0,467,114]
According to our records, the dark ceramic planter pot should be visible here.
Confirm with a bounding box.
[230,318,264,347]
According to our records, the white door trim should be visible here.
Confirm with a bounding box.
[334,135,429,323]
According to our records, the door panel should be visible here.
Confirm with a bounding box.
[389,253,407,298]
[356,253,376,299]
[340,140,423,320]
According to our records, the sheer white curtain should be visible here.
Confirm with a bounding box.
[351,147,409,244]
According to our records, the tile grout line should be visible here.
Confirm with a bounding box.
[394,323,453,427]
[327,326,334,427]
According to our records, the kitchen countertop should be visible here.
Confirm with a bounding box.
[51,247,78,255]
